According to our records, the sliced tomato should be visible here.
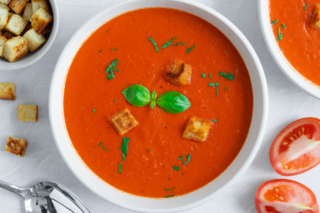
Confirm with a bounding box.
[255,179,319,213]
[269,117,320,176]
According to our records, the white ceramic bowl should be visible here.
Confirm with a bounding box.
[0,0,59,70]
[259,0,320,99]
[49,0,268,212]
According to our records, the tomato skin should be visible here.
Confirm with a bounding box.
[269,117,320,176]
[255,179,319,213]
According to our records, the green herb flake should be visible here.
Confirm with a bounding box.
[165,187,175,191]
[92,108,96,113]
[276,28,283,41]
[271,19,278,25]
[225,87,228,91]
[98,142,110,151]
[161,37,177,49]
[186,45,195,54]
[110,48,117,51]
[172,166,180,171]
[216,87,219,97]
[212,119,219,123]
[291,33,295,37]
[208,82,220,87]
[165,195,174,198]
[120,137,130,162]
[303,4,309,11]
[118,163,122,174]
[209,74,212,79]
[281,24,286,29]
[173,42,187,46]
[184,154,191,165]
[182,173,185,175]
[98,50,103,53]
[148,37,159,52]
[105,59,120,80]
[201,73,205,78]
[219,71,235,80]
[178,156,183,160]
[114,99,117,103]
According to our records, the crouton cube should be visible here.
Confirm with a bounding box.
[5,13,28,35]
[5,136,28,157]
[0,0,11,5]
[164,59,192,86]
[111,108,138,135]
[3,31,14,39]
[30,7,51,34]
[183,116,212,142]
[3,36,28,62]
[23,28,44,51]
[31,0,48,13]
[0,35,7,57]
[9,0,29,14]
[311,6,320,29]
[18,104,38,122]
[23,2,32,21]
[0,3,9,30]
[0,82,16,100]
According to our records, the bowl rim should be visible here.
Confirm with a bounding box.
[258,0,320,99]
[49,0,268,212]
[0,0,59,70]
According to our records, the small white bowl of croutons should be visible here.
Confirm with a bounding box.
[0,0,58,70]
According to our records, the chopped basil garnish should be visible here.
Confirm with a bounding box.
[271,19,278,25]
[92,108,96,113]
[186,45,195,54]
[225,87,228,91]
[161,37,177,48]
[172,166,180,171]
[120,137,130,162]
[105,59,119,80]
[173,42,187,46]
[165,187,175,191]
[98,142,110,151]
[118,163,122,174]
[201,73,205,78]
[208,82,220,87]
[178,156,183,160]
[184,154,191,165]
[212,119,219,122]
[219,71,235,80]
[281,24,286,29]
[276,28,283,41]
[216,87,219,97]
[148,37,159,52]
[303,4,309,11]
[165,195,174,198]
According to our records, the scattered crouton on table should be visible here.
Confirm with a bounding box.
[0,82,16,100]
[5,136,28,157]
[18,104,38,122]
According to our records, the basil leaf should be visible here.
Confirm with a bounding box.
[156,91,191,114]
[151,91,157,100]
[150,100,156,109]
[122,85,151,107]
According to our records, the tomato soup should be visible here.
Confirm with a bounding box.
[269,0,320,86]
[64,8,253,198]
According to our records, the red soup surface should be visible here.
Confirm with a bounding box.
[64,8,253,198]
[269,0,320,86]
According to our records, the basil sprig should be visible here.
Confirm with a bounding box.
[122,85,191,114]
[122,85,151,107]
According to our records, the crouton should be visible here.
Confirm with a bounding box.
[23,28,44,51]
[0,3,9,30]
[164,59,192,86]
[0,82,16,100]
[111,108,138,135]
[22,2,32,21]
[0,0,12,5]
[2,30,14,39]
[0,35,7,57]
[5,136,28,157]
[182,116,212,142]
[31,0,48,13]
[9,0,29,14]
[5,13,27,35]
[3,36,28,62]
[18,104,38,122]
[30,7,51,34]
[311,6,320,29]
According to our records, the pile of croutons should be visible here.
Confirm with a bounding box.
[0,0,52,62]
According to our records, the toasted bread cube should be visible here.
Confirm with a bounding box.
[0,3,9,30]
[31,0,48,13]
[164,59,192,86]
[183,116,212,142]
[0,82,16,100]
[111,108,138,135]
[5,136,28,157]
[2,30,14,39]
[18,104,38,122]
[30,7,51,34]
[5,13,27,35]
[3,36,28,62]
[0,0,11,5]
[0,35,7,56]
[23,2,32,21]
[23,28,45,51]
[311,6,320,29]
[9,0,29,14]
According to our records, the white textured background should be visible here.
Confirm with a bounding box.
[1,0,320,212]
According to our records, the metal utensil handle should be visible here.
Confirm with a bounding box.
[0,180,29,198]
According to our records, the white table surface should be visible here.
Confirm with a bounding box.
[1,0,320,212]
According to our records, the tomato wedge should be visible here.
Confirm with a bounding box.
[255,179,319,213]
[269,117,320,176]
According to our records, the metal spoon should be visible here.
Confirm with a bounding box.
[0,180,91,213]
